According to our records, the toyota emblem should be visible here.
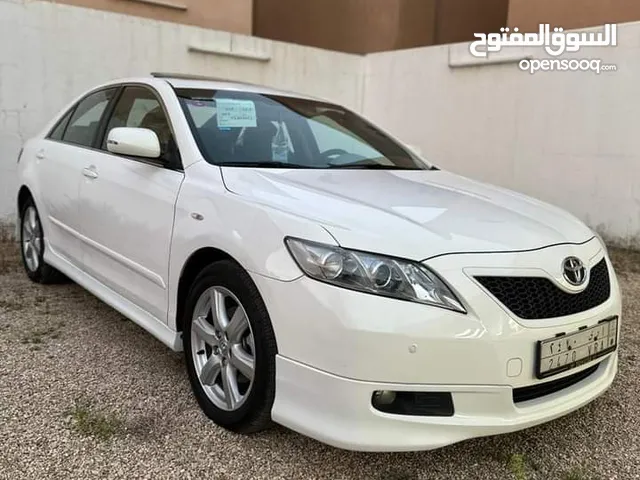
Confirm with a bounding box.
[562,257,587,286]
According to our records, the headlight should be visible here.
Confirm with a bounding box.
[285,237,466,313]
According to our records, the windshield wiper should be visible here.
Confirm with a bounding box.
[327,163,423,170]
[218,161,312,169]
[218,161,437,170]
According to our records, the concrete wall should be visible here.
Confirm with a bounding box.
[363,22,640,248]
[254,0,509,54]
[435,0,509,44]
[1,0,639,247]
[254,0,435,55]
[508,0,640,32]
[0,0,364,220]
[42,0,253,34]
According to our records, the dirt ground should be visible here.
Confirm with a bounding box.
[0,240,638,480]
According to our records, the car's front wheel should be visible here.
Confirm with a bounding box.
[20,199,66,284]
[183,260,277,433]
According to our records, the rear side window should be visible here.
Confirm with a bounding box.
[48,109,74,141]
[62,89,116,147]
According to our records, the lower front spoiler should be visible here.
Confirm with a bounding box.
[271,353,618,452]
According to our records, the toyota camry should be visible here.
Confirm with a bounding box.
[15,73,621,451]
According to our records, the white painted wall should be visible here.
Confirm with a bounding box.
[1,0,638,248]
[0,0,364,220]
[363,24,640,248]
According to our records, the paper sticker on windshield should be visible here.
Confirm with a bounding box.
[216,99,257,128]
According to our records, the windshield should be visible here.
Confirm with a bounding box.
[176,88,431,170]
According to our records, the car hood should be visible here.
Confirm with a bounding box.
[221,168,594,260]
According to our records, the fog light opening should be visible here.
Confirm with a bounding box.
[372,390,397,407]
[371,391,454,417]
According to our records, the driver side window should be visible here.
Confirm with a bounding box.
[103,86,174,161]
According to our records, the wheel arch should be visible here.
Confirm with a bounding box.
[17,185,34,218]
[175,246,243,333]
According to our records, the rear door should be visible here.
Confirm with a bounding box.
[78,85,184,322]
[36,88,118,267]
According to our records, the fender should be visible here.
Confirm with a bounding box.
[166,162,337,330]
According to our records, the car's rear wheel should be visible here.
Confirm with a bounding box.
[183,260,277,433]
[20,199,66,284]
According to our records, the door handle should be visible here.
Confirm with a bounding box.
[35,150,45,160]
[82,167,98,179]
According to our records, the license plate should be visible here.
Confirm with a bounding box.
[536,316,618,379]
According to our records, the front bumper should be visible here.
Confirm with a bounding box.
[272,353,617,451]
[252,237,622,451]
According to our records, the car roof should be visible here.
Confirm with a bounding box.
[148,72,321,101]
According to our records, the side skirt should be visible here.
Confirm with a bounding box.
[44,241,183,352]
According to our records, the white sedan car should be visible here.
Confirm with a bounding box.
[16,73,621,451]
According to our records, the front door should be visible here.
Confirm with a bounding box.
[78,86,184,322]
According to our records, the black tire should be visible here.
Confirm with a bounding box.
[183,260,277,433]
[20,198,67,284]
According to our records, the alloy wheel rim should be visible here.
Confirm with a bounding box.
[191,286,255,412]
[22,206,42,273]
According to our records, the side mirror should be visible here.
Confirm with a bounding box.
[106,127,161,159]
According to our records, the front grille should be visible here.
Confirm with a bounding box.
[475,258,610,319]
[513,364,600,403]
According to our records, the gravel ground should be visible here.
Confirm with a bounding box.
[0,241,638,480]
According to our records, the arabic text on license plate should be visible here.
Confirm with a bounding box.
[537,317,618,379]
